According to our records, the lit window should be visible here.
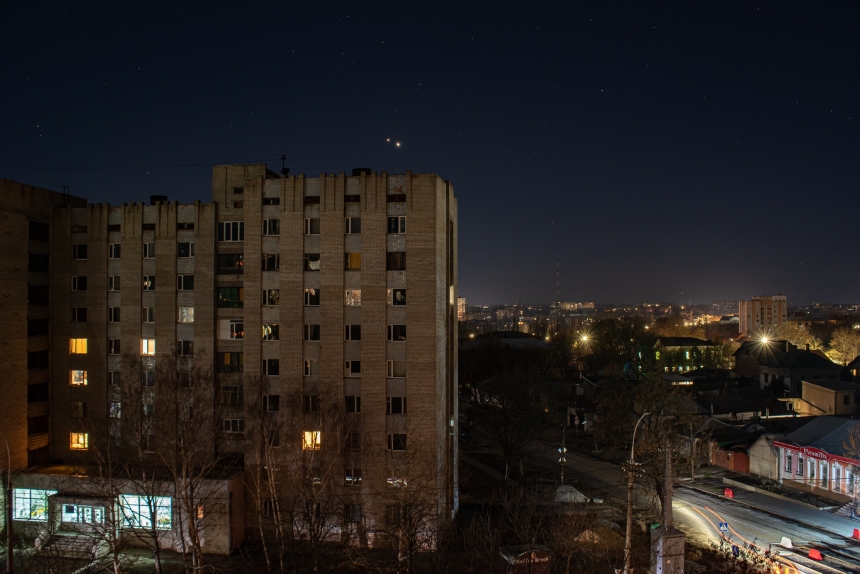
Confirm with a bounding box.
[344,253,361,271]
[118,495,172,529]
[61,504,105,524]
[70,370,88,386]
[177,307,194,323]
[262,289,280,306]
[70,432,89,450]
[262,324,279,341]
[13,489,57,522]
[141,339,156,356]
[303,431,321,451]
[69,338,88,354]
[345,289,361,306]
[345,468,362,487]
[387,289,406,306]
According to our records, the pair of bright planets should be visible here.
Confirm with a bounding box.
[386,138,402,147]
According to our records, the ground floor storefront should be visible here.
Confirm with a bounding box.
[774,442,858,501]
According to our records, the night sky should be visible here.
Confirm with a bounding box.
[2,2,858,306]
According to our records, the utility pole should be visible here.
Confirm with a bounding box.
[623,413,650,574]
[1,431,13,574]
[558,421,567,485]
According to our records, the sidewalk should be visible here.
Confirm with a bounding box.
[684,471,860,541]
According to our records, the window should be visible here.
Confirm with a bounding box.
[177,340,194,356]
[218,352,244,372]
[387,434,407,451]
[70,402,87,418]
[71,276,87,291]
[387,361,406,378]
[29,221,50,241]
[304,359,319,376]
[343,290,361,308]
[29,253,49,273]
[62,504,105,525]
[70,338,88,354]
[224,320,244,339]
[304,253,320,271]
[262,359,280,376]
[177,307,194,323]
[71,225,87,233]
[28,350,48,369]
[345,217,361,234]
[177,222,194,231]
[387,396,407,414]
[177,372,192,388]
[140,339,155,356]
[387,325,406,341]
[218,253,244,274]
[263,395,280,412]
[262,324,279,341]
[785,451,792,472]
[28,383,49,403]
[142,275,155,291]
[262,254,279,271]
[262,219,280,236]
[108,224,121,232]
[845,394,851,406]
[304,288,320,306]
[385,505,407,524]
[345,395,361,413]
[217,287,244,307]
[28,319,49,336]
[177,275,195,291]
[109,307,121,322]
[304,218,320,234]
[344,504,362,523]
[262,196,280,206]
[143,243,155,258]
[345,325,361,341]
[177,242,194,258]
[118,495,172,529]
[267,431,280,447]
[386,252,406,270]
[104,275,120,292]
[110,402,122,418]
[345,469,362,487]
[70,432,89,450]
[108,371,121,386]
[109,339,121,355]
[344,253,361,271]
[28,286,49,305]
[345,361,361,377]
[304,324,320,341]
[233,186,244,195]
[69,371,87,387]
[220,385,243,406]
[388,289,406,305]
[109,244,122,259]
[388,216,406,234]
[13,489,57,522]
[304,395,321,412]
[218,221,245,241]
[345,432,361,450]
[262,289,280,306]
[28,415,48,434]
[141,371,155,387]
[72,244,88,260]
[142,307,155,323]
[222,419,245,433]
[303,431,321,450]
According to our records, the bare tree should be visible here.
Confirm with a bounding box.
[829,327,860,365]
[777,323,823,351]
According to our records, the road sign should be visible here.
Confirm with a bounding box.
[719,522,729,533]
[574,416,580,425]
[732,545,739,557]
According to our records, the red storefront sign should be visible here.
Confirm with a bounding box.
[801,447,830,461]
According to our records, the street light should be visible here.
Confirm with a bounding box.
[0,431,12,574]
[623,412,650,574]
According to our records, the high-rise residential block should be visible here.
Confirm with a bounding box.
[739,294,787,337]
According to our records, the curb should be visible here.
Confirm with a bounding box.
[678,484,856,542]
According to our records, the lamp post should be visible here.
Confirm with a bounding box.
[623,412,650,574]
[0,431,12,574]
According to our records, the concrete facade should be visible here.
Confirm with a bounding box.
[739,295,787,337]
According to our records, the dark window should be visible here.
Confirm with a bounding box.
[177,242,194,257]
[70,402,87,418]
[386,252,406,270]
[217,221,244,241]
[345,468,362,487]
[345,217,361,234]
[29,253,49,273]
[27,415,49,435]
[262,358,279,375]
[28,382,49,403]
[344,194,361,203]
[29,221,49,241]
[387,325,406,341]
[177,275,195,291]
[304,395,321,412]
[71,308,87,322]
[345,325,361,341]
[345,432,361,450]
[387,396,407,415]
[304,253,320,271]
[345,360,361,376]
[72,245,88,260]
[386,193,406,202]
[267,430,280,447]
[108,339,121,355]
[263,197,280,205]
[217,287,244,308]
[218,352,244,372]
[71,276,87,291]
[71,225,87,233]
[263,395,280,412]
[28,319,49,337]
[28,286,49,305]
[233,187,244,194]
[220,385,244,406]
[304,324,321,341]
[262,219,280,235]
[177,340,194,356]
[387,434,407,451]
[108,244,121,258]
[28,351,48,369]
[303,288,320,306]
[142,223,156,231]
[108,224,121,232]
[177,222,194,231]
[262,254,279,271]
[304,196,320,205]
[304,218,320,234]
[345,396,361,413]
[217,254,244,274]
[387,216,406,234]
[844,394,851,406]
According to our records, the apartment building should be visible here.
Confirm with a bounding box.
[739,294,788,337]
[0,165,458,552]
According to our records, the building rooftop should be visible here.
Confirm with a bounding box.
[780,416,860,457]
[655,337,716,348]
[803,379,860,392]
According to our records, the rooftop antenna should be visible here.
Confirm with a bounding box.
[280,154,289,176]
[555,259,561,304]
[61,185,69,206]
